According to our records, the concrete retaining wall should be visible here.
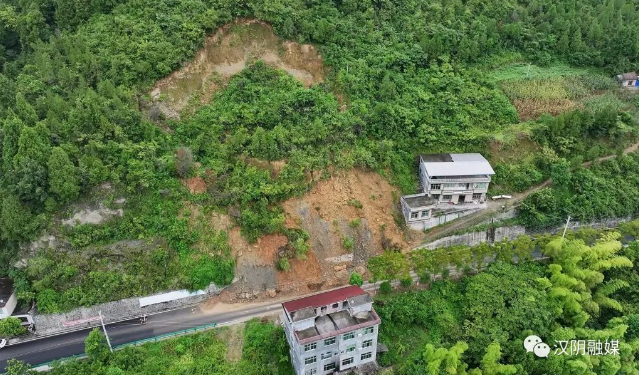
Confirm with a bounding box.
[418,216,634,250]
[31,283,221,337]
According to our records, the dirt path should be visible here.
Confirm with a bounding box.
[414,140,639,246]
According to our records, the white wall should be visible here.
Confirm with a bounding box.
[0,292,17,320]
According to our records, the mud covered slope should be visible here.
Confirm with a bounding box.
[150,18,326,119]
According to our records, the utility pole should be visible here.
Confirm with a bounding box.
[99,310,113,353]
[562,215,571,239]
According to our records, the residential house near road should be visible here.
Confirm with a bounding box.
[0,278,17,320]
[401,153,495,230]
[616,72,639,88]
[282,286,380,375]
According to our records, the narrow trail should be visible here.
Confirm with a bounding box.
[412,140,639,247]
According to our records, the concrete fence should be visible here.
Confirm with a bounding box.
[418,216,635,250]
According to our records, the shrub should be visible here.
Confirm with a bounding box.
[379,281,392,294]
[0,317,27,337]
[347,199,363,209]
[349,272,363,286]
[175,147,194,178]
[400,276,413,288]
[441,268,451,280]
[342,237,354,251]
[85,328,111,363]
[291,237,310,260]
[419,271,432,283]
[276,257,291,272]
[349,219,361,228]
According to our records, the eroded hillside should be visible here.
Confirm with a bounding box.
[150,18,326,119]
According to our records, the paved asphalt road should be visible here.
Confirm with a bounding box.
[0,281,386,371]
[0,301,283,371]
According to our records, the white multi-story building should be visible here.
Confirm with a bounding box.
[401,153,495,230]
[282,286,380,375]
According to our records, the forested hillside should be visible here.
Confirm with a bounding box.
[1,0,639,311]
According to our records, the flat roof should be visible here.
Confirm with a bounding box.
[347,294,373,308]
[282,286,367,315]
[618,72,638,80]
[421,153,494,177]
[403,194,437,209]
[0,278,14,308]
[295,309,380,343]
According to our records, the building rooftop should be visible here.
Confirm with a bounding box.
[420,153,494,177]
[618,72,638,80]
[283,285,367,320]
[0,278,14,308]
[347,293,373,308]
[295,309,379,343]
[402,194,437,209]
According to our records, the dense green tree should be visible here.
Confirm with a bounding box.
[0,194,38,241]
[468,342,516,375]
[4,359,35,375]
[47,147,79,202]
[85,328,111,363]
[0,316,27,337]
[540,236,632,327]
[1,114,23,171]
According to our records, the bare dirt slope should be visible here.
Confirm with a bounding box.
[150,18,326,119]
[187,170,412,303]
[283,170,408,262]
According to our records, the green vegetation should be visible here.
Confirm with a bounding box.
[5,319,293,375]
[518,154,639,229]
[0,316,26,337]
[1,0,639,312]
[347,199,363,209]
[376,234,639,374]
[85,328,111,364]
[342,236,354,251]
[276,257,290,272]
[349,272,363,286]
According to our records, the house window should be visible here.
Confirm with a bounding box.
[420,210,429,218]
[444,183,455,188]
[362,339,373,349]
[474,182,488,189]
[361,352,373,360]
[324,363,336,372]
[305,369,317,375]
[332,303,338,309]
[346,344,356,353]
[364,326,374,335]
[305,356,317,365]
[442,195,452,200]
[343,332,355,341]
[430,184,441,190]
[410,212,419,219]
[342,357,354,367]
[321,352,333,360]
[305,342,317,352]
[321,306,327,314]
[324,337,336,346]
[473,193,482,200]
